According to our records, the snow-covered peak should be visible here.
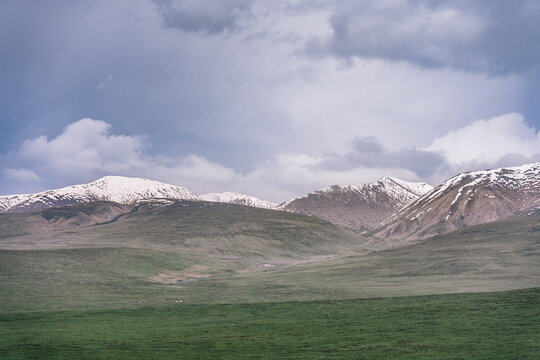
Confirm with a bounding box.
[426,162,540,202]
[0,176,199,213]
[376,162,540,240]
[279,177,431,210]
[379,177,433,196]
[315,177,432,199]
[83,176,199,203]
[200,192,277,209]
[278,177,432,231]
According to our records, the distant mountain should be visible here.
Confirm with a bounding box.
[375,162,540,240]
[200,192,277,209]
[278,177,433,232]
[0,176,199,213]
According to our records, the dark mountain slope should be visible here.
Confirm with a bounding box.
[279,177,432,232]
[374,162,540,240]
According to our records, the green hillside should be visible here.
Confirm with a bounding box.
[0,201,365,254]
[177,214,540,303]
[0,201,367,312]
[1,201,539,313]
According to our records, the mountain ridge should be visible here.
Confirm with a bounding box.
[374,162,540,240]
[278,177,433,232]
[200,192,277,209]
[2,162,538,238]
[0,176,198,213]
[0,175,432,216]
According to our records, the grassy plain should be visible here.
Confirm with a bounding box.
[1,202,539,358]
[1,288,539,359]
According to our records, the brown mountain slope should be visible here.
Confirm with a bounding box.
[374,162,540,241]
[278,177,432,232]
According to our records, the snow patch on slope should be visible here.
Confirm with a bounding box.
[380,162,540,232]
[427,162,540,202]
[200,192,277,209]
[384,177,433,196]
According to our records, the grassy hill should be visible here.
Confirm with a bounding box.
[0,201,367,312]
[1,200,539,312]
[0,200,365,254]
[174,214,540,303]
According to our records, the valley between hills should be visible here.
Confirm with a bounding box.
[1,163,539,358]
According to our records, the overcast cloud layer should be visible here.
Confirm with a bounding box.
[311,0,540,74]
[1,0,540,202]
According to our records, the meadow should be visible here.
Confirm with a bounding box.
[1,202,539,358]
[1,288,539,359]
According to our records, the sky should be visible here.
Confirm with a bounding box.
[1,0,540,202]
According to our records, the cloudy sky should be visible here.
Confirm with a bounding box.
[1,0,540,202]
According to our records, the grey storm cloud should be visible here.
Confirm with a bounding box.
[320,137,447,179]
[153,0,254,35]
[308,0,540,75]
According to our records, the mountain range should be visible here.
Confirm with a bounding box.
[1,162,539,241]
[1,161,539,315]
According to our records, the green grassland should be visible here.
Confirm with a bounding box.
[1,288,539,359]
[0,201,370,312]
[1,205,538,312]
[177,214,540,303]
[0,247,195,312]
[1,201,539,358]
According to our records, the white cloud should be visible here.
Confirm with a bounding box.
[271,58,521,154]
[18,118,145,181]
[1,118,427,202]
[151,155,242,194]
[241,153,421,201]
[3,115,539,201]
[426,113,540,165]
[3,168,41,183]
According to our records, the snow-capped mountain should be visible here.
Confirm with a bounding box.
[375,162,540,240]
[278,177,433,231]
[200,192,277,209]
[0,176,199,213]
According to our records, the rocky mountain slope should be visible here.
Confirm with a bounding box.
[0,176,199,213]
[278,177,433,232]
[200,192,277,209]
[374,162,540,240]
